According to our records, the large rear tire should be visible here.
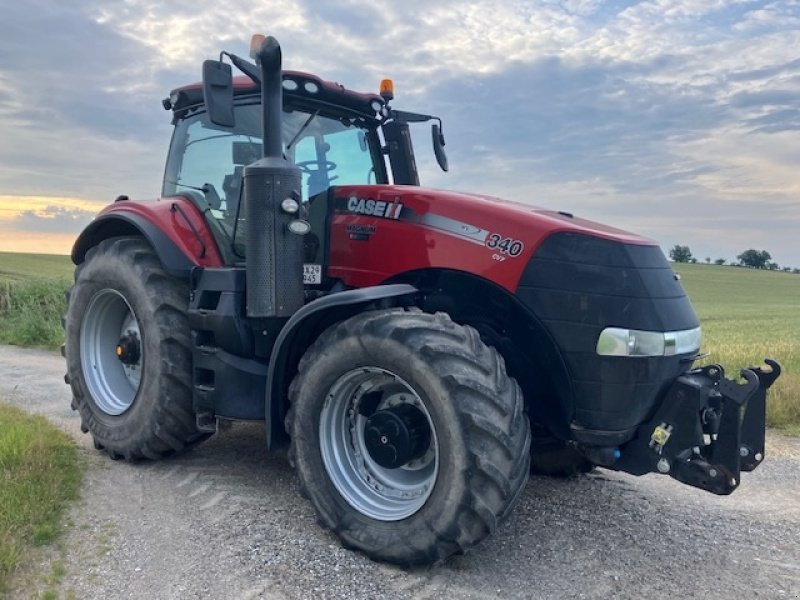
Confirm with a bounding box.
[64,236,208,460]
[286,309,531,565]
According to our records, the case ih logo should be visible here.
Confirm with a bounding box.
[347,196,404,220]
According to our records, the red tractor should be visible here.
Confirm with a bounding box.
[64,35,781,565]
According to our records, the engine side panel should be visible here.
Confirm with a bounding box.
[325,185,654,292]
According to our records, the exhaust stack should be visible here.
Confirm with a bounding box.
[243,36,304,318]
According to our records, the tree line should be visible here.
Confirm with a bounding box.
[669,245,798,273]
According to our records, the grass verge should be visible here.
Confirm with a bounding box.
[0,403,82,592]
[0,278,70,350]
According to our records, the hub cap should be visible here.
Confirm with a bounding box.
[364,404,431,469]
[79,289,142,415]
[319,367,438,521]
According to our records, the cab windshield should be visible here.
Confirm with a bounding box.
[163,102,384,232]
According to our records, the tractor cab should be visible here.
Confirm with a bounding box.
[162,70,446,263]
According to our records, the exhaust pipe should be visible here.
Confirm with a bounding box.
[243,36,304,318]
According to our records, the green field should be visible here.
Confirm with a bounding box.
[0,252,797,431]
[674,263,799,433]
[0,252,72,282]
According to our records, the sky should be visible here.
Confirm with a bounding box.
[0,0,798,267]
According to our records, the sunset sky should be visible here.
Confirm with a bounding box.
[1,0,798,266]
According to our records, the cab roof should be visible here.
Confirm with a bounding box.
[167,71,385,121]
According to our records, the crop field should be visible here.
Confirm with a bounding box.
[674,263,799,433]
[0,252,796,431]
[0,252,72,282]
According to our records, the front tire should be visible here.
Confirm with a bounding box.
[64,236,208,460]
[286,309,531,565]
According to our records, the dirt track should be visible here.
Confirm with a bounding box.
[1,344,799,599]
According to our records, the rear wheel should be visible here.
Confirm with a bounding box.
[286,309,531,565]
[64,236,208,460]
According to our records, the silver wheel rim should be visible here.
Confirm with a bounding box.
[319,367,439,521]
[79,289,142,416]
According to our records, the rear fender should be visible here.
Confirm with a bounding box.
[71,197,224,277]
[265,284,419,449]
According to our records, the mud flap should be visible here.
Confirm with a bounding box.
[614,359,781,495]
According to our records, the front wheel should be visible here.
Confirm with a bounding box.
[286,309,531,565]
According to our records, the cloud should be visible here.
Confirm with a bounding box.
[0,195,103,253]
[13,205,96,235]
[0,0,798,267]
[0,1,175,201]
[744,108,800,134]
[0,196,101,232]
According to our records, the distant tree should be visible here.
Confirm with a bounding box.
[669,245,693,263]
[714,258,726,266]
[737,249,772,269]
[704,257,711,264]
[794,268,800,275]
[690,258,698,264]
[783,266,792,272]
[767,262,780,271]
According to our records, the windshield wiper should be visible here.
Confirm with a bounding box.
[286,111,319,151]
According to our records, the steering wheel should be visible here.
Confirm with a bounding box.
[297,160,337,175]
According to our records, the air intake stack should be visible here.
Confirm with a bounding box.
[243,36,304,318]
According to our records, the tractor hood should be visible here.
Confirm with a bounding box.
[325,184,658,292]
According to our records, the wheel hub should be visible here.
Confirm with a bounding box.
[364,405,431,469]
[116,332,141,365]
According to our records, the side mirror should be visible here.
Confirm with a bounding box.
[432,123,448,172]
[202,60,234,127]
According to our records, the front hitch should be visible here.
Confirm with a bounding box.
[614,359,781,495]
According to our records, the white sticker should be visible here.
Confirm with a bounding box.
[303,263,322,284]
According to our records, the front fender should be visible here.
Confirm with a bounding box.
[265,284,418,449]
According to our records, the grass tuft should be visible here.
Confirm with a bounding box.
[0,403,82,591]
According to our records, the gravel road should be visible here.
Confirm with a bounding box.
[1,344,799,599]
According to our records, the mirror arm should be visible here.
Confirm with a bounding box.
[222,51,262,86]
[391,110,430,124]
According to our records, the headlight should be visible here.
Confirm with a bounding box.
[596,327,701,357]
[281,197,300,214]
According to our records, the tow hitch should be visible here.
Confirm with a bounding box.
[615,359,781,495]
